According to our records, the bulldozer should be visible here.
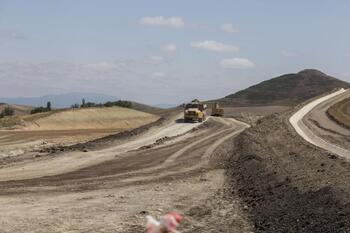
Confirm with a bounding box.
[183,100,207,122]
[211,103,224,117]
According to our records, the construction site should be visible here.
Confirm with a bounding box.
[1,1,350,232]
[0,70,350,232]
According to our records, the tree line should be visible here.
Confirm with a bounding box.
[72,99,132,109]
[30,101,52,114]
[1,99,132,118]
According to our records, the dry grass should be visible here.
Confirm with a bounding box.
[0,104,33,116]
[0,106,158,131]
[0,116,22,128]
[327,97,350,129]
[22,106,159,131]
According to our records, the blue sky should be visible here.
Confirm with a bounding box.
[0,0,350,105]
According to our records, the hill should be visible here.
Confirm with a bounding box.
[130,102,163,114]
[215,69,350,106]
[17,106,158,131]
[0,103,33,116]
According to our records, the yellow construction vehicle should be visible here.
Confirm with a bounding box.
[184,100,207,122]
[211,103,224,117]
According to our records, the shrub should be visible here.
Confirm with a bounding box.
[30,106,53,114]
[75,99,132,109]
[0,105,15,118]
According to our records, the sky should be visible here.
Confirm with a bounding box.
[0,0,350,105]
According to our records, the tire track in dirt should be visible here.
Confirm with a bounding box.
[0,117,248,194]
[0,115,204,182]
[0,116,251,233]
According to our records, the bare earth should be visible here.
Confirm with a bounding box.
[0,107,159,159]
[223,106,289,117]
[0,114,252,233]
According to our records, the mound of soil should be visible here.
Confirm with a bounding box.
[40,117,166,153]
[227,112,350,232]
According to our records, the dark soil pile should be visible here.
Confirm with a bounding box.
[228,112,350,232]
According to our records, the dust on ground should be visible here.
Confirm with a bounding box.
[0,115,253,233]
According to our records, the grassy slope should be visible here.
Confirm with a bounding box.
[21,106,159,131]
[0,106,159,130]
[214,69,350,107]
[130,102,162,114]
[0,103,33,116]
[0,104,34,128]
[327,97,350,129]
[0,100,164,129]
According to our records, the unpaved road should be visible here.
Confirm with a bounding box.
[0,115,251,232]
[290,89,350,158]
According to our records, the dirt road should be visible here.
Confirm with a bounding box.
[0,115,251,232]
[290,89,350,158]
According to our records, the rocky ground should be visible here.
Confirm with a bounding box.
[228,111,350,232]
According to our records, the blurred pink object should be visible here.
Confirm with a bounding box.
[146,211,183,233]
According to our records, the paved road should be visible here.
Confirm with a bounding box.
[289,89,350,159]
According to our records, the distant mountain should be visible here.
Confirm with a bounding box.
[0,92,118,108]
[214,69,350,106]
[153,104,177,109]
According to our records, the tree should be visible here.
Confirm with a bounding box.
[30,103,52,115]
[46,101,52,111]
[0,105,14,118]
[81,98,86,108]
[71,103,80,109]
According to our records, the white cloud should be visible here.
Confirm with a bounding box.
[161,43,177,53]
[144,56,165,65]
[221,23,238,33]
[220,58,255,69]
[281,50,298,57]
[139,16,185,28]
[153,72,166,77]
[191,40,239,52]
[84,62,118,71]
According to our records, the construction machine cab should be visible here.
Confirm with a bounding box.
[184,101,207,122]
